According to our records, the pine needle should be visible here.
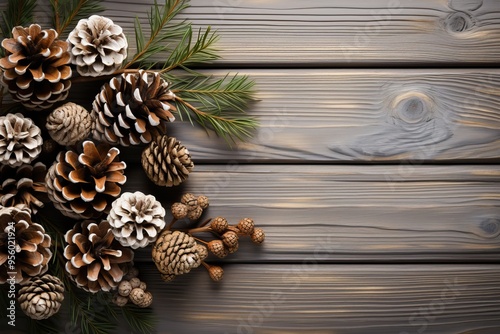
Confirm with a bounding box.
[49,0,105,38]
[0,0,37,57]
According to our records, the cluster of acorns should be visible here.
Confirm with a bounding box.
[151,193,265,283]
[112,266,152,308]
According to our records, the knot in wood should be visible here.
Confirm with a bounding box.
[389,91,434,126]
[445,11,475,34]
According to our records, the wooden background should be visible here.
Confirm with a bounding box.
[7,0,500,333]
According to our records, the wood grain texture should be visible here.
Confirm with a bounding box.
[127,165,500,263]
[154,69,500,162]
[135,264,500,334]
[27,0,500,65]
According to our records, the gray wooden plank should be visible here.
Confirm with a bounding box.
[134,264,500,334]
[27,0,500,65]
[126,165,500,263]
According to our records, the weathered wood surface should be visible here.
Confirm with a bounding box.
[28,0,500,65]
[138,264,500,334]
[127,165,500,263]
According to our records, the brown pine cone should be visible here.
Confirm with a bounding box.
[222,231,239,250]
[197,195,209,209]
[171,202,188,219]
[45,140,127,219]
[63,220,134,293]
[180,193,198,210]
[160,273,176,282]
[187,206,202,221]
[210,217,228,234]
[129,288,153,308]
[251,228,265,244]
[0,206,52,284]
[207,240,228,258]
[0,162,48,213]
[194,243,208,261]
[92,70,176,146]
[152,230,202,277]
[237,218,255,235]
[207,265,224,282]
[18,274,64,320]
[67,15,127,77]
[142,135,193,187]
[107,191,166,249]
[46,102,93,146]
[0,113,43,167]
[0,24,72,110]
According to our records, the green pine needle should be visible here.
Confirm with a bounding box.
[49,0,105,38]
[0,0,37,57]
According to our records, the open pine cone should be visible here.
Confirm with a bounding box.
[18,274,65,320]
[0,206,52,284]
[0,24,72,110]
[46,102,94,146]
[64,220,134,293]
[142,135,194,187]
[152,230,202,278]
[107,191,166,249]
[92,70,176,146]
[0,162,48,213]
[0,113,43,167]
[67,15,128,77]
[45,140,127,219]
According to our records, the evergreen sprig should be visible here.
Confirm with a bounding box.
[0,0,37,57]
[49,0,105,38]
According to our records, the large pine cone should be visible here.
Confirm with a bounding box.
[45,140,127,219]
[0,206,52,284]
[0,24,72,110]
[67,15,127,77]
[18,274,64,320]
[64,220,134,293]
[152,230,202,277]
[107,191,166,249]
[142,135,193,187]
[92,70,176,146]
[46,102,94,146]
[0,113,43,167]
[0,162,48,213]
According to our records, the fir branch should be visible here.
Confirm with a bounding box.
[119,304,157,334]
[0,0,37,38]
[124,0,190,69]
[49,0,105,38]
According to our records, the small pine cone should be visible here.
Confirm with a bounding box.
[129,277,141,289]
[0,206,52,284]
[107,191,166,249]
[46,102,93,146]
[251,228,265,244]
[194,244,208,261]
[210,217,228,234]
[64,220,134,293]
[45,141,127,219]
[129,288,153,308]
[139,281,147,291]
[68,15,127,77]
[142,135,194,187]
[0,162,48,213]
[197,195,209,209]
[18,274,65,320]
[187,206,203,221]
[0,25,71,110]
[222,231,239,249]
[207,240,228,259]
[160,273,176,282]
[92,70,176,146]
[0,113,43,167]
[118,280,132,297]
[181,193,198,210]
[207,265,224,282]
[112,294,128,307]
[171,202,187,219]
[237,218,255,235]
[152,230,201,277]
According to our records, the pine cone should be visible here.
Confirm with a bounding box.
[194,243,208,261]
[68,15,127,77]
[92,70,176,146]
[171,202,187,219]
[210,217,228,234]
[222,231,239,251]
[46,102,93,146]
[207,240,228,259]
[141,135,193,187]
[45,140,127,219]
[0,113,43,167]
[0,206,52,284]
[181,193,198,210]
[129,288,153,308]
[18,274,64,320]
[107,191,166,249]
[197,195,209,209]
[237,218,255,235]
[251,228,265,244]
[0,24,72,110]
[63,220,134,293]
[207,265,224,282]
[152,230,202,277]
[0,162,48,213]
